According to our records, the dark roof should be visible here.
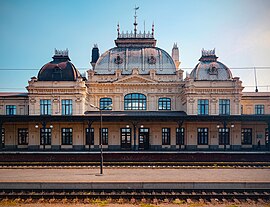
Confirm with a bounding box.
[38,55,81,81]
[0,92,28,97]
[2,113,270,124]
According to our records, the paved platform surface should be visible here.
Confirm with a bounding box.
[0,168,270,190]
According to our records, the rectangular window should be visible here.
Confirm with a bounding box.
[158,98,171,110]
[219,99,230,115]
[219,128,230,145]
[100,98,112,110]
[40,128,52,145]
[255,105,264,115]
[62,99,72,115]
[100,128,108,145]
[198,128,208,145]
[40,100,51,115]
[176,128,184,145]
[198,99,209,115]
[6,105,16,115]
[162,128,171,145]
[265,128,268,146]
[18,128,28,145]
[86,128,94,145]
[61,128,72,145]
[241,128,252,145]
[1,128,5,148]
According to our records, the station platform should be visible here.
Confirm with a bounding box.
[0,168,269,190]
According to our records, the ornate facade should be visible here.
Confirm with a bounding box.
[0,22,269,151]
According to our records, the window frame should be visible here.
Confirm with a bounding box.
[18,128,28,145]
[120,128,132,149]
[124,93,146,110]
[40,128,52,145]
[1,128,5,148]
[218,128,230,145]
[100,98,112,110]
[255,105,264,115]
[61,99,72,115]
[99,128,108,145]
[158,97,171,110]
[241,128,252,145]
[86,128,94,145]
[266,128,269,146]
[219,99,230,115]
[40,99,51,115]
[198,99,209,115]
[162,128,171,145]
[176,127,185,145]
[6,105,16,115]
[61,128,73,145]
[197,128,208,145]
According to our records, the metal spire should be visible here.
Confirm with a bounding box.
[134,6,139,37]
[117,22,120,37]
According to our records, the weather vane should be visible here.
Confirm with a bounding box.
[134,5,139,37]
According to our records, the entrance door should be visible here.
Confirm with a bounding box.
[121,128,131,150]
[139,128,149,150]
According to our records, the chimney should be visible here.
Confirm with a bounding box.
[90,44,100,68]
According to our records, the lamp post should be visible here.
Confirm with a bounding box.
[90,103,112,175]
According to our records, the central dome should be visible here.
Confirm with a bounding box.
[94,46,177,75]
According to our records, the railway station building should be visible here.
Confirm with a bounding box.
[0,22,270,151]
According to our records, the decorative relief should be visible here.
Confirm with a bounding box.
[147,54,156,65]
[30,98,36,103]
[208,63,218,75]
[188,98,195,103]
[114,54,123,65]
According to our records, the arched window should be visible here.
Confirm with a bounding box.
[158,98,171,110]
[100,98,112,110]
[124,93,146,110]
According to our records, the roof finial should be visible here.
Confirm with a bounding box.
[152,22,154,37]
[134,5,139,37]
[117,22,120,37]
[254,67,259,92]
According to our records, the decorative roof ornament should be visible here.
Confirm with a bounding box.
[117,22,120,37]
[152,22,154,37]
[199,48,218,62]
[134,6,139,37]
[202,48,215,57]
[54,48,69,56]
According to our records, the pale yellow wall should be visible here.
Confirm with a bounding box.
[241,93,270,114]
[183,78,243,115]
[27,78,87,115]
[0,98,28,115]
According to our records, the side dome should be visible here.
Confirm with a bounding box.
[38,49,81,81]
[190,49,232,81]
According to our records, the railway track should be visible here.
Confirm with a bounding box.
[0,190,269,205]
[0,161,270,169]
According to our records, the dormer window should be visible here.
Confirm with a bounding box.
[52,66,62,80]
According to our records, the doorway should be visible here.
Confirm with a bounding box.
[139,128,149,150]
[121,128,131,150]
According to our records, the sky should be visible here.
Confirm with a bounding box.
[0,0,270,92]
